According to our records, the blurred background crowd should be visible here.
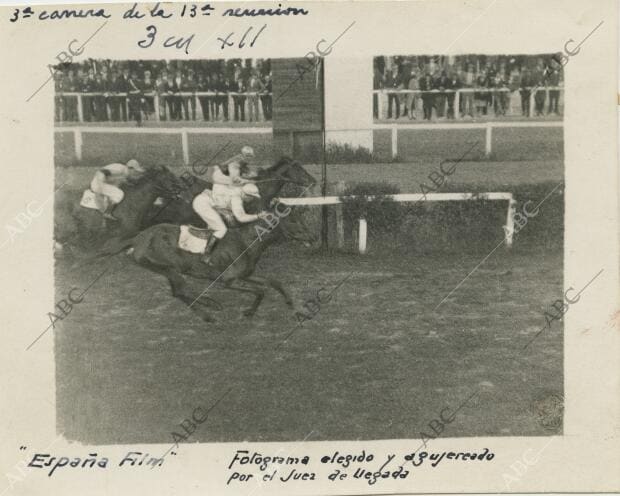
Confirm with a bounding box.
[54,58,273,124]
[373,54,564,120]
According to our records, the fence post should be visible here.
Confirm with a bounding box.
[504,197,516,248]
[358,217,367,255]
[454,90,461,120]
[73,128,82,161]
[181,129,189,165]
[391,126,398,159]
[335,181,345,250]
[154,94,160,122]
[485,122,492,158]
[76,94,83,123]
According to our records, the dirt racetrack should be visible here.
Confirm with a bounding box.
[55,242,563,444]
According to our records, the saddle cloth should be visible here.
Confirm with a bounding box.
[80,189,108,213]
[178,225,212,254]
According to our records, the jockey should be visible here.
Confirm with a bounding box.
[211,145,258,186]
[90,159,145,220]
[192,182,266,263]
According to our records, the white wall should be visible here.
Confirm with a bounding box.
[324,56,374,151]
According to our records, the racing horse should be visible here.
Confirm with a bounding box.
[145,156,316,227]
[55,164,188,255]
[98,205,316,323]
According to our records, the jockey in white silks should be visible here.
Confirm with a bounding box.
[90,159,145,220]
[210,145,258,186]
[192,182,266,263]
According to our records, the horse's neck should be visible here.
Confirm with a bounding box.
[116,181,159,223]
[257,178,285,204]
[237,221,280,257]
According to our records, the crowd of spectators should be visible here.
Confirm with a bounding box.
[54,58,273,124]
[373,54,564,120]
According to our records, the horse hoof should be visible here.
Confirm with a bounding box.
[242,308,255,317]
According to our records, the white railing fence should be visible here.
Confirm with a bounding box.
[55,126,272,164]
[55,91,273,123]
[278,192,517,253]
[374,120,564,159]
[373,87,564,121]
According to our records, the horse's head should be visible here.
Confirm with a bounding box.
[147,164,193,202]
[270,156,316,188]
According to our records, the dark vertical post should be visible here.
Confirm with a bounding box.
[320,57,328,250]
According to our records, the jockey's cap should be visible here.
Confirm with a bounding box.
[126,159,145,172]
[241,183,261,198]
[241,146,255,159]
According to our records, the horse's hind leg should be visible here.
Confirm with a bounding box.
[243,276,293,308]
[225,279,265,317]
[139,260,217,323]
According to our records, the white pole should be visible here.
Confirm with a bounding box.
[181,129,189,165]
[391,126,398,159]
[485,122,492,158]
[505,197,516,248]
[358,217,367,255]
[74,128,82,161]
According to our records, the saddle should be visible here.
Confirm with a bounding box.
[178,225,213,254]
[177,209,239,254]
[79,189,109,214]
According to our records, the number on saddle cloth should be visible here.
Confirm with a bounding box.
[79,189,109,213]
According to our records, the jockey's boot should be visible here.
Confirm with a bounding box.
[103,203,118,221]
[202,236,219,265]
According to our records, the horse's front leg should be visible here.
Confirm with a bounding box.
[225,279,265,317]
[243,275,293,308]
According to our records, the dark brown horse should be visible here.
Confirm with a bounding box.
[100,207,316,323]
[56,164,188,254]
[145,156,316,227]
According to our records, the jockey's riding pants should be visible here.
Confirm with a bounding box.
[90,171,124,204]
[192,191,227,239]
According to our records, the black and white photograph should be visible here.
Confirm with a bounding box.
[52,52,565,443]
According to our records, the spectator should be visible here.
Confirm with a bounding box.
[219,75,232,121]
[63,70,79,122]
[373,66,382,119]
[173,71,185,120]
[547,66,561,115]
[259,73,272,121]
[233,77,246,122]
[474,69,490,116]
[435,70,449,118]
[532,65,546,116]
[181,70,198,121]
[519,68,532,117]
[93,73,108,121]
[127,71,144,125]
[405,70,419,120]
[119,68,130,121]
[197,73,210,121]
[142,70,155,120]
[385,66,401,119]
[419,72,434,120]
[82,69,96,122]
[461,64,475,118]
[247,72,261,122]
[493,72,508,116]
[447,71,461,119]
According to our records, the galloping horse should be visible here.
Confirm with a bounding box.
[145,156,316,227]
[99,206,316,323]
[55,164,187,254]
